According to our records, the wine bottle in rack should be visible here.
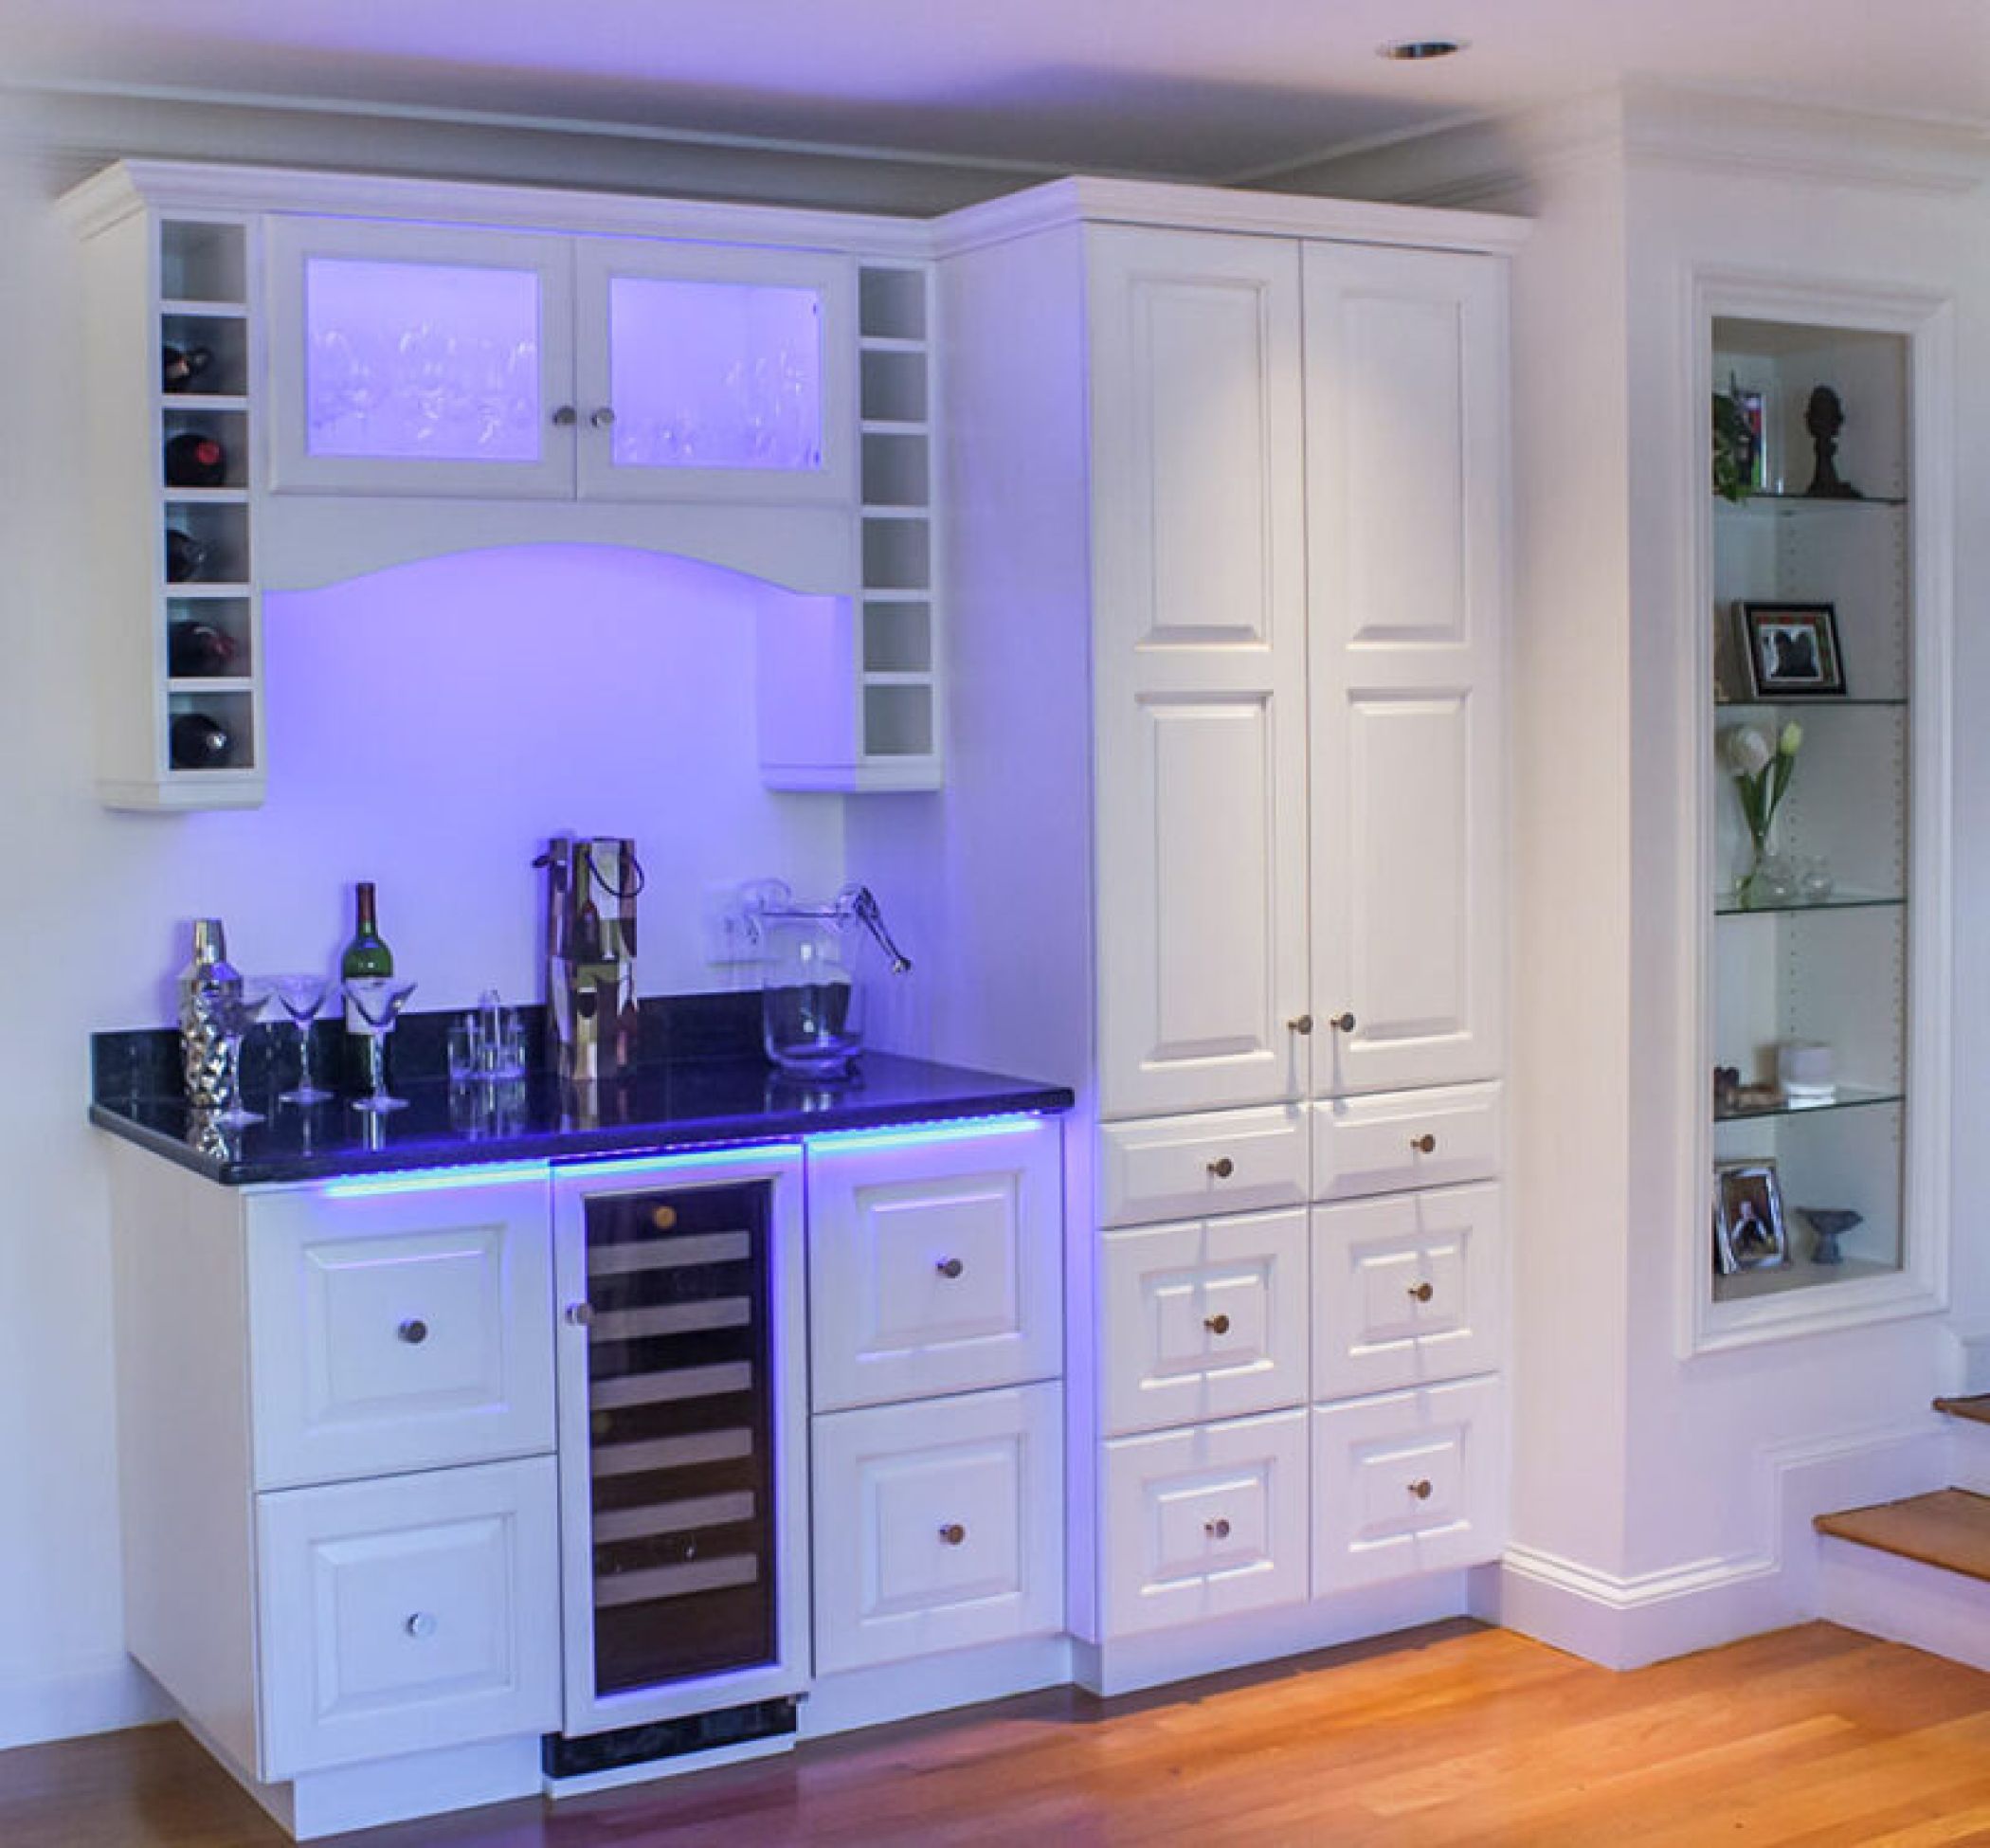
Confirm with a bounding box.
[161,344,213,392]
[340,882,395,1092]
[164,431,227,487]
[168,621,238,678]
[168,710,233,770]
[165,528,208,583]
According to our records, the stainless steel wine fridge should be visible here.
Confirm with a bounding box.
[548,1147,807,1781]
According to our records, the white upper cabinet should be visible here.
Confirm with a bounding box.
[266,215,856,504]
[1087,226,1312,1121]
[1304,244,1507,1096]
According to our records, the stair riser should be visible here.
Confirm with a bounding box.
[1949,1420,1990,1495]
[1818,1536,1990,1674]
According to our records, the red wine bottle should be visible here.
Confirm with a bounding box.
[169,711,233,770]
[161,344,213,392]
[165,431,226,487]
[165,529,208,583]
[168,621,238,678]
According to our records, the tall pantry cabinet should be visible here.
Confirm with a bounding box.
[920,180,1521,1693]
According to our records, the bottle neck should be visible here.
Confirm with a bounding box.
[354,884,378,935]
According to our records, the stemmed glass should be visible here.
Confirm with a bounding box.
[268,972,334,1104]
[211,980,272,1128]
[342,976,418,1114]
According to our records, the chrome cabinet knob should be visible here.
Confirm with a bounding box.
[1287,1013,1314,1036]
[405,1612,438,1640]
[590,406,617,428]
[1408,1281,1435,1303]
[1204,1517,1231,1539]
[935,1257,965,1279]
[1411,1132,1438,1154]
[938,1522,967,1546]
[1206,1156,1235,1179]
[397,1317,428,1345]
[1330,1011,1357,1034]
[551,405,578,426]
[564,1302,594,1327]
[1203,1313,1231,1335]
[1409,1478,1434,1501]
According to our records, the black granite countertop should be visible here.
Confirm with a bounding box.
[90,993,1073,1187]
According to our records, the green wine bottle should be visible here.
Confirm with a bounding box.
[341,881,394,1091]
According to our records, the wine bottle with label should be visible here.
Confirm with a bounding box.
[340,882,394,1092]
[164,431,227,488]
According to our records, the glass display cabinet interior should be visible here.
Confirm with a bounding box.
[1699,295,1950,1347]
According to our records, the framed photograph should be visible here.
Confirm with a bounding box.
[1714,1160,1790,1274]
[1736,602,1847,698]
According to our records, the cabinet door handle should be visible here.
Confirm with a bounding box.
[405,1612,438,1640]
[1204,1517,1231,1539]
[1411,1132,1438,1154]
[1287,1013,1313,1036]
[564,1301,594,1327]
[1409,1478,1434,1501]
[935,1257,965,1279]
[938,1522,967,1546]
[1203,1313,1231,1335]
[590,406,617,429]
[551,405,578,427]
[1206,1156,1235,1179]
[396,1317,428,1345]
[1330,1011,1357,1034]
[1408,1281,1435,1304]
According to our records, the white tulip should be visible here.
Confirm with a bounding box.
[1779,721,1803,756]
[1724,726,1773,777]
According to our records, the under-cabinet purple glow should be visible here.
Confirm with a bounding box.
[304,256,542,462]
[608,277,823,471]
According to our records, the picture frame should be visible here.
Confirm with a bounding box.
[1714,1160,1791,1274]
[1736,601,1847,698]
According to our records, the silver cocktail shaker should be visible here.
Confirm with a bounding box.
[176,917,244,1108]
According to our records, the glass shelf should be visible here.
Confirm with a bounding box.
[1714,491,1907,513]
[1714,1084,1902,1124]
[1714,1255,1896,1302]
[1714,697,1907,711]
[1713,891,1903,917]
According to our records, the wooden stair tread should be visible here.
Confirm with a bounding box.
[1934,1393,1990,1426]
[1816,1489,1990,1583]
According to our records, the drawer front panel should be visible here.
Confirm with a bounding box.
[1312,1186,1502,1399]
[1312,1082,1501,1202]
[1102,1408,1308,1637]
[1101,1209,1308,1435]
[812,1384,1062,1673]
[1100,1106,1309,1228]
[248,1179,554,1489]
[256,1456,560,1778]
[807,1119,1061,1410]
[1312,1377,1505,1594]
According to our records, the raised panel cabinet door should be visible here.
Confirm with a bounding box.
[264,216,577,497]
[1087,226,1310,1120]
[1100,1208,1309,1435]
[572,238,857,505]
[246,1174,554,1490]
[1303,243,1508,1096]
[1311,1185,1503,1399]
[256,1455,561,1778]
[806,1119,1062,1411]
[812,1384,1063,1674]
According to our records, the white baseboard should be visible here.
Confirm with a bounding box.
[1818,1535,1990,1674]
[1494,1421,1950,1669]
[0,1655,168,1752]
[802,1636,1073,1739]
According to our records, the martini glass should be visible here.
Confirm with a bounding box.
[211,981,273,1128]
[268,972,334,1104]
[342,976,418,1114]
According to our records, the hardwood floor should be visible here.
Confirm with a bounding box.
[7,1622,1990,1846]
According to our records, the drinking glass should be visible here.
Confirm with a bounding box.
[211,981,272,1128]
[268,972,334,1104]
[342,977,418,1114]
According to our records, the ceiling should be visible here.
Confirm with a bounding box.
[10,0,1989,184]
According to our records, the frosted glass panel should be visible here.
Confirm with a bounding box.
[303,257,542,462]
[608,278,823,471]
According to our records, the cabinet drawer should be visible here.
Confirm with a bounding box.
[1101,1209,1308,1435]
[1312,1186,1503,1399]
[806,1119,1061,1410]
[1312,1083,1501,1202]
[256,1456,560,1778]
[1099,1106,1309,1229]
[1101,1409,1308,1637]
[812,1384,1062,1674]
[1312,1377,1505,1595]
[246,1178,554,1490]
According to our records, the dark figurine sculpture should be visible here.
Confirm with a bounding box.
[1802,386,1862,499]
[1798,1206,1861,1265]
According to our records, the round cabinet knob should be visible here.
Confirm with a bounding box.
[1408,1281,1435,1304]
[564,1302,594,1327]
[1409,1479,1434,1502]
[1330,1011,1357,1034]
[590,406,617,429]
[935,1257,965,1279]
[938,1523,967,1546]
[1287,1013,1314,1036]
[651,1205,678,1232]
[1203,1313,1231,1335]
[405,1612,438,1640]
[1204,1517,1232,1540]
[551,405,578,427]
[397,1318,428,1346]
[1411,1132,1438,1154]
[1206,1156,1235,1180]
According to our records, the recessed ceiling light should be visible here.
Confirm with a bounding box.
[1378,38,1466,61]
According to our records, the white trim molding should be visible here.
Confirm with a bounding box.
[0,1656,167,1753]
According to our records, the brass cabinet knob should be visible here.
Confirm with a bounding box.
[1204,1313,1231,1335]
[1408,1281,1435,1303]
[1287,1013,1314,1036]
[651,1205,678,1232]
[935,1257,965,1279]
[1206,1156,1235,1179]
[1204,1516,1232,1539]
[1330,1011,1357,1033]
[1411,1132,1438,1154]
[564,1302,594,1328]
[551,405,578,426]
[590,406,617,428]
[1409,1478,1434,1501]
[397,1317,428,1345]
[938,1522,967,1546]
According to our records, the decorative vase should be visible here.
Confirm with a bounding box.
[1737,829,1796,910]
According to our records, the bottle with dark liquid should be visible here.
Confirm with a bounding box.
[165,431,227,487]
[169,711,233,770]
[340,882,395,1092]
[165,528,208,583]
[168,621,238,678]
